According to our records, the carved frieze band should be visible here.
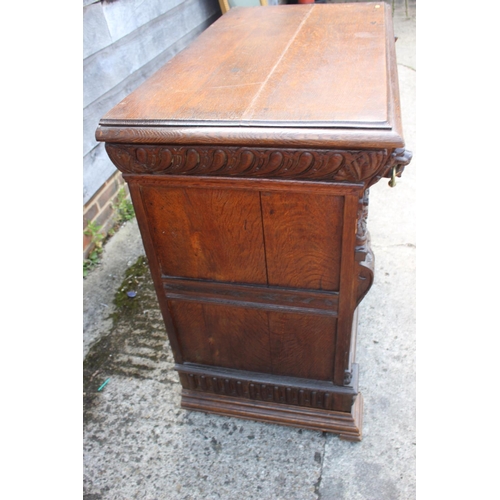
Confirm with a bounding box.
[177,370,356,412]
[106,143,392,184]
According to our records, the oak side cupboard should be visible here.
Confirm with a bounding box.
[96,2,412,441]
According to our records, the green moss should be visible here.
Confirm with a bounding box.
[83,255,165,423]
[110,255,150,324]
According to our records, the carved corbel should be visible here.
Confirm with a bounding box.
[366,148,413,188]
[355,190,374,306]
[383,148,413,178]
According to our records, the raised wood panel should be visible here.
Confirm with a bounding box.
[169,301,272,373]
[261,192,344,291]
[268,311,336,381]
[169,299,337,381]
[140,184,267,284]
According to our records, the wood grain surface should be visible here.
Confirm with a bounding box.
[140,184,267,284]
[261,192,344,291]
[100,3,392,129]
[267,311,337,380]
[169,299,337,380]
[169,301,272,373]
[180,388,363,440]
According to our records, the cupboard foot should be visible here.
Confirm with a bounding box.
[181,390,363,441]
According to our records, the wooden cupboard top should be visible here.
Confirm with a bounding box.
[96,3,405,149]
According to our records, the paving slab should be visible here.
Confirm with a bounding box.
[83,218,145,358]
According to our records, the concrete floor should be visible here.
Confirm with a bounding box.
[83,2,416,498]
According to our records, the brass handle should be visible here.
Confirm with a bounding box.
[386,148,412,187]
[388,166,397,187]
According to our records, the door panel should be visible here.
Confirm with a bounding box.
[141,185,268,284]
[170,299,336,381]
[268,311,337,380]
[169,300,272,373]
[137,178,349,383]
[261,192,344,291]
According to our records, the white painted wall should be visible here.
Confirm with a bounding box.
[83,0,222,204]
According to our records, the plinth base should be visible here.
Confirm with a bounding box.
[181,389,363,441]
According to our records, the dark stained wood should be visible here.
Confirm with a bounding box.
[140,184,267,283]
[97,125,405,149]
[127,173,364,195]
[105,144,391,186]
[241,4,389,126]
[99,4,390,128]
[176,363,358,414]
[334,194,361,386]
[268,311,337,380]
[169,301,272,373]
[261,192,344,291]
[100,6,307,125]
[180,389,363,441]
[126,181,185,364]
[96,3,405,149]
[96,2,412,440]
[162,277,340,315]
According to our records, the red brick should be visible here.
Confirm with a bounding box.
[83,233,93,255]
[83,204,114,258]
[98,173,127,209]
[94,203,114,229]
[97,178,119,210]
[83,172,127,258]
[83,202,99,229]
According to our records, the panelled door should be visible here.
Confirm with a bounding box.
[128,175,363,385]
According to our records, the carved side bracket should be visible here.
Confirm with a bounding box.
[344,370,353,386]
[355,190,374,306]
[363,147,412,188]
[382,148,413,178]
[105,143,395,186]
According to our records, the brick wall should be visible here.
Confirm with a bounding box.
[83,171,128,259]
[83,0,222,205]
[83,0,224,259]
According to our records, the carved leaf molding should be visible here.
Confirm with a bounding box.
[106,144,393,184]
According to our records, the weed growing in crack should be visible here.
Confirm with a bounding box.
[83,221,105,277]
[83,189,136,278]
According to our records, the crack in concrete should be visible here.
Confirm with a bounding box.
[398,63,416,72]
[314,432,328,499]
